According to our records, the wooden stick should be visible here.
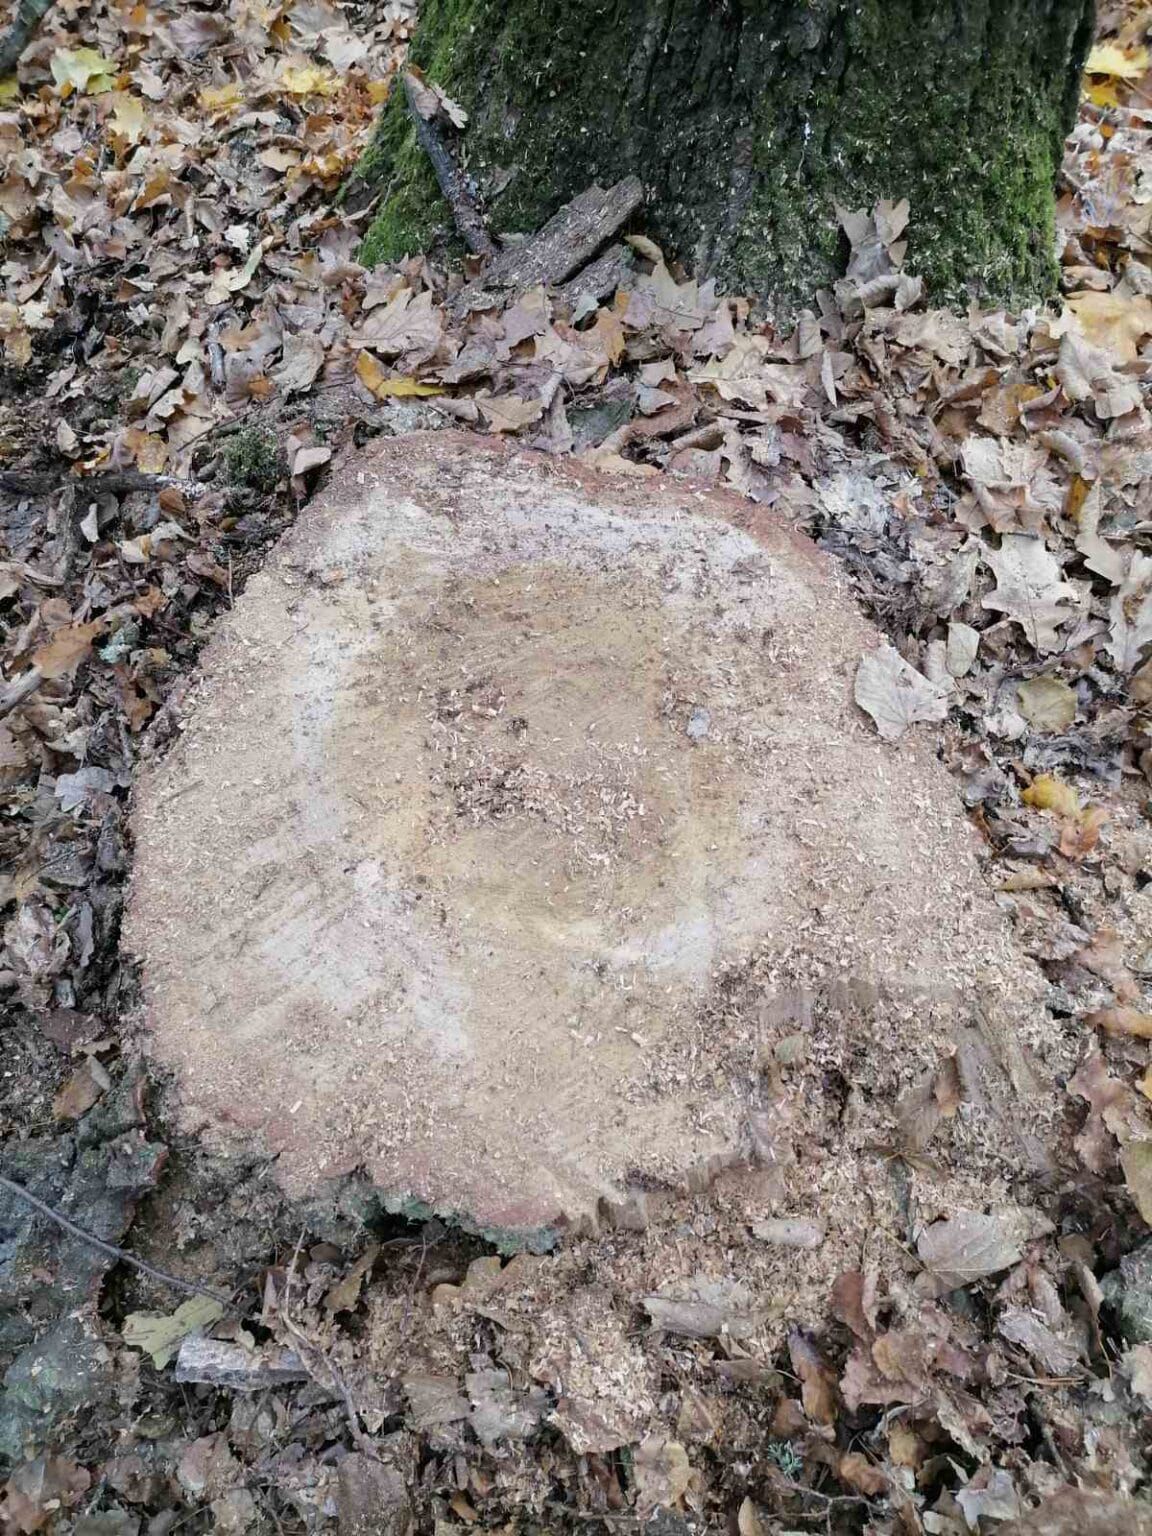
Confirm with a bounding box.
[0,469,196,496]
[400,73,496,259]
[0,1171,238,1311]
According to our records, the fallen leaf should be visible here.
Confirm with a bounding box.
[998,1305,1082,1375]
[916,1208,1052,1289]
[51,48,116,94]
[291,444,332,477]
[123,1296,225,1368]
[1121,1139,1152,1224]
[52,1058,109,1121]
[1085,42,1150,79]
[1017,675,1077,732]
[325,1245,379,1315]
[1108,553,1152,673]
[837,1452,888,1497]
[1022,773,1080,818]
[1066,291,1152,364]
[280,64,341,98]
[1089,1006,1152,1039]
[981,535,1079,652]
[1,1457,91,1534]
[1123,1343,1152,1404]
[107,92,146,145]
[479,394,545,433]
[788,1329,838,1426]
[956,1469,1022,1527]
[32,620,105,679]
[632,1436,692,1517]
[854,643,949,740]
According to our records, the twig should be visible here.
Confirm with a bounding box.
[278,1230,381,1460]
[0,667,43,721]
[400,72,496,259]
[0,469,199,497]
[0,1171,238,1310]
[0,0,55,75]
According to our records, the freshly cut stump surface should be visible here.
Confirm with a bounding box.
[129,433,1051,1240]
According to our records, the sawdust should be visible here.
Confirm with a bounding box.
[128,433,1072,1292]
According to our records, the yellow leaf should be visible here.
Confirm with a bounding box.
[1022,773,1080,818]
[108,92,146,145]
[122,1296,224,1368]
[1085,42,1150,79]
[0,76,19,103]
[280,64,341,98]
[133,433,168,473]
[51,48,116,95]
[375,376,442,397]
[1138,1067,1152,1103]
[355,350,386,392]
[355,352,440,398]
[199,82,244,114]
[1086,77,1124,108]
[366,79,391,106]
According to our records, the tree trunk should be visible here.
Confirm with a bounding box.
[353,0,1095,310]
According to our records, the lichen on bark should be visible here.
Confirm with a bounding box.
[351,0,1095,310]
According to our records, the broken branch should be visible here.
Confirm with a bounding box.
[400,72,496,259]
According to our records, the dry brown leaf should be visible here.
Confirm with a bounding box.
[1088,1006,1152,1038]
[479,394,545,434]
[31,619,104,679]
[1108,552,1152,673]
[854,643,948,740]
[916,1207,1052,1288]
[837,1452,889,1497]
[787,1329,838,1426]
[981,535,1079,652]
[1066,290,1152,363]
[52,1058,108,1121]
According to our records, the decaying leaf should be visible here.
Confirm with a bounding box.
[122,1296,225,1368]
[981,535,1079,652]
[30,620,104,680]
[1022,773,1080,818]
[787,1329,838,1426]
[916,1207,1052,1289]
[632,1436,693,1517]
[1,1457,91,1534]
[1088,1006,1152,1039]
[1107,552,1152,673]
[1017,675,1077,731]
[854,643,949,740]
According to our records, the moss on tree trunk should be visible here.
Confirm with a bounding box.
[353,0,1094,310]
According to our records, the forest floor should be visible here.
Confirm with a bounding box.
[5,0,1152,1532]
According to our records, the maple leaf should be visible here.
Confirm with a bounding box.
[980,535,1079,652]
[854,643,949,740]
[51,47,116,94]
[1107,552,1152,673]
[1084,42,1150,79]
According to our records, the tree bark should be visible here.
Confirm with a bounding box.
[353,0,1095,310]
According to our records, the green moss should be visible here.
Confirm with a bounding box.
[353,0,1093,308]
[223,427,283,492]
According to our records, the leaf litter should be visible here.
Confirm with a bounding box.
[4,0,1152,1531]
